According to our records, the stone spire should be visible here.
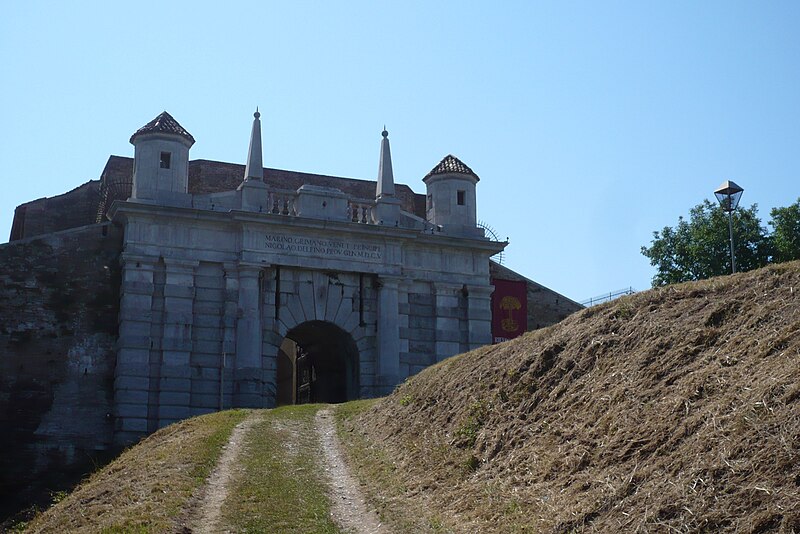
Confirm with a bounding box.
[376,127,395,199]
[238,108,268,210]
[243,108,263,182]
[375,127,401,225]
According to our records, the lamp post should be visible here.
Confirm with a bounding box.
[714,180,744,274]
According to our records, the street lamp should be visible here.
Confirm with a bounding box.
[714,180,744,274]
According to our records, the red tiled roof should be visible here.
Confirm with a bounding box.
[424,154,479,180]
[129,111,195,145]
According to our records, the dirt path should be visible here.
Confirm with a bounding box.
[315,407,390,534]
[186,412,259,534]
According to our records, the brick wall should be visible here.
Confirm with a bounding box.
[0,223,121,518]
[9,181,101,241]
[10,156,428,241]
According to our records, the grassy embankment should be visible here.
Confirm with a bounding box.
[21,405,344,533]
[338,261,800,533]
[23,409,249,533]
[335,390,468,533]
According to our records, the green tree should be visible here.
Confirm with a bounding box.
[641,200,771,286]
[770,198,800,263]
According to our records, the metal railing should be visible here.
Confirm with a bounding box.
[580,287,636,307]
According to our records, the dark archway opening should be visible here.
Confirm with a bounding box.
[276,320,359,405]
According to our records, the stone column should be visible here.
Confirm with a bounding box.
[158,258,198,426]
[397,280,410,379]
[219,263,239,410]
[466,284,494,350]
[433,282,464,362]
[235,264,263,407]
[114,254,157,443]
[376,276,400,394]
[260,267,278,407]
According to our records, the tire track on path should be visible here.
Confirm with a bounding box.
[185,412,259,533]
[315,407,390,534]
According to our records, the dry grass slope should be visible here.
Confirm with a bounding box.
[348,262,800,533]
[23,409,248,533]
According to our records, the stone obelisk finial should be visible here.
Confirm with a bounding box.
[376,127,395,199]
[243,108,263,182]
[375,127,401,225]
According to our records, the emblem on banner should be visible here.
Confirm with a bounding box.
[491,278,528,344]
[500,296,521,332]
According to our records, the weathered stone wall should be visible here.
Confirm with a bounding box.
[400,284,437,377]
[112,259,386,444]
[490,261,583,330]
[188,261,230,417]
[399,281,476,378]
[0,223,121,517]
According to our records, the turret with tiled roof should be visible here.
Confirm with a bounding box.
[423,153,481,236]
[129,111,193,205]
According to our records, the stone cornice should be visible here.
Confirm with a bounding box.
[108,200,506,255]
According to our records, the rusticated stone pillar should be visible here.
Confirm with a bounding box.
[466,284,494,350]
[234,264,264,407]
[433,282,464,362]
[376,275,400,394]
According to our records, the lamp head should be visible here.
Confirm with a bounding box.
[714,180,744,212]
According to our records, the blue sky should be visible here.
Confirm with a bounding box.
[2,1,798,302]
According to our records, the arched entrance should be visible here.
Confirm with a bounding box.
[276,320,360,405]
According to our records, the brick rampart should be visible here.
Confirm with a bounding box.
[9,181,101,241]
[0,223,121,518]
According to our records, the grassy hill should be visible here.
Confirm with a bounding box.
[15,262,800,533]
[342,261,800,532]
[19,410,248,533]
[18,406,339,534]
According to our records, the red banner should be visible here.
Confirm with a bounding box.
[490,279,528,343]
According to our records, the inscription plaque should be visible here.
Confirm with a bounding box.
[262,234,383,262]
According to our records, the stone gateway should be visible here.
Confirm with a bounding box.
[110,111,505,442]
[0,110,582,513]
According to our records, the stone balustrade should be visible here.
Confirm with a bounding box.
[348,199,375,224]
[213,186,379,225]
[267,189,297,216]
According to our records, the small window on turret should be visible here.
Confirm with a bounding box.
[457,190,466,206]
[160,152,171,169]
